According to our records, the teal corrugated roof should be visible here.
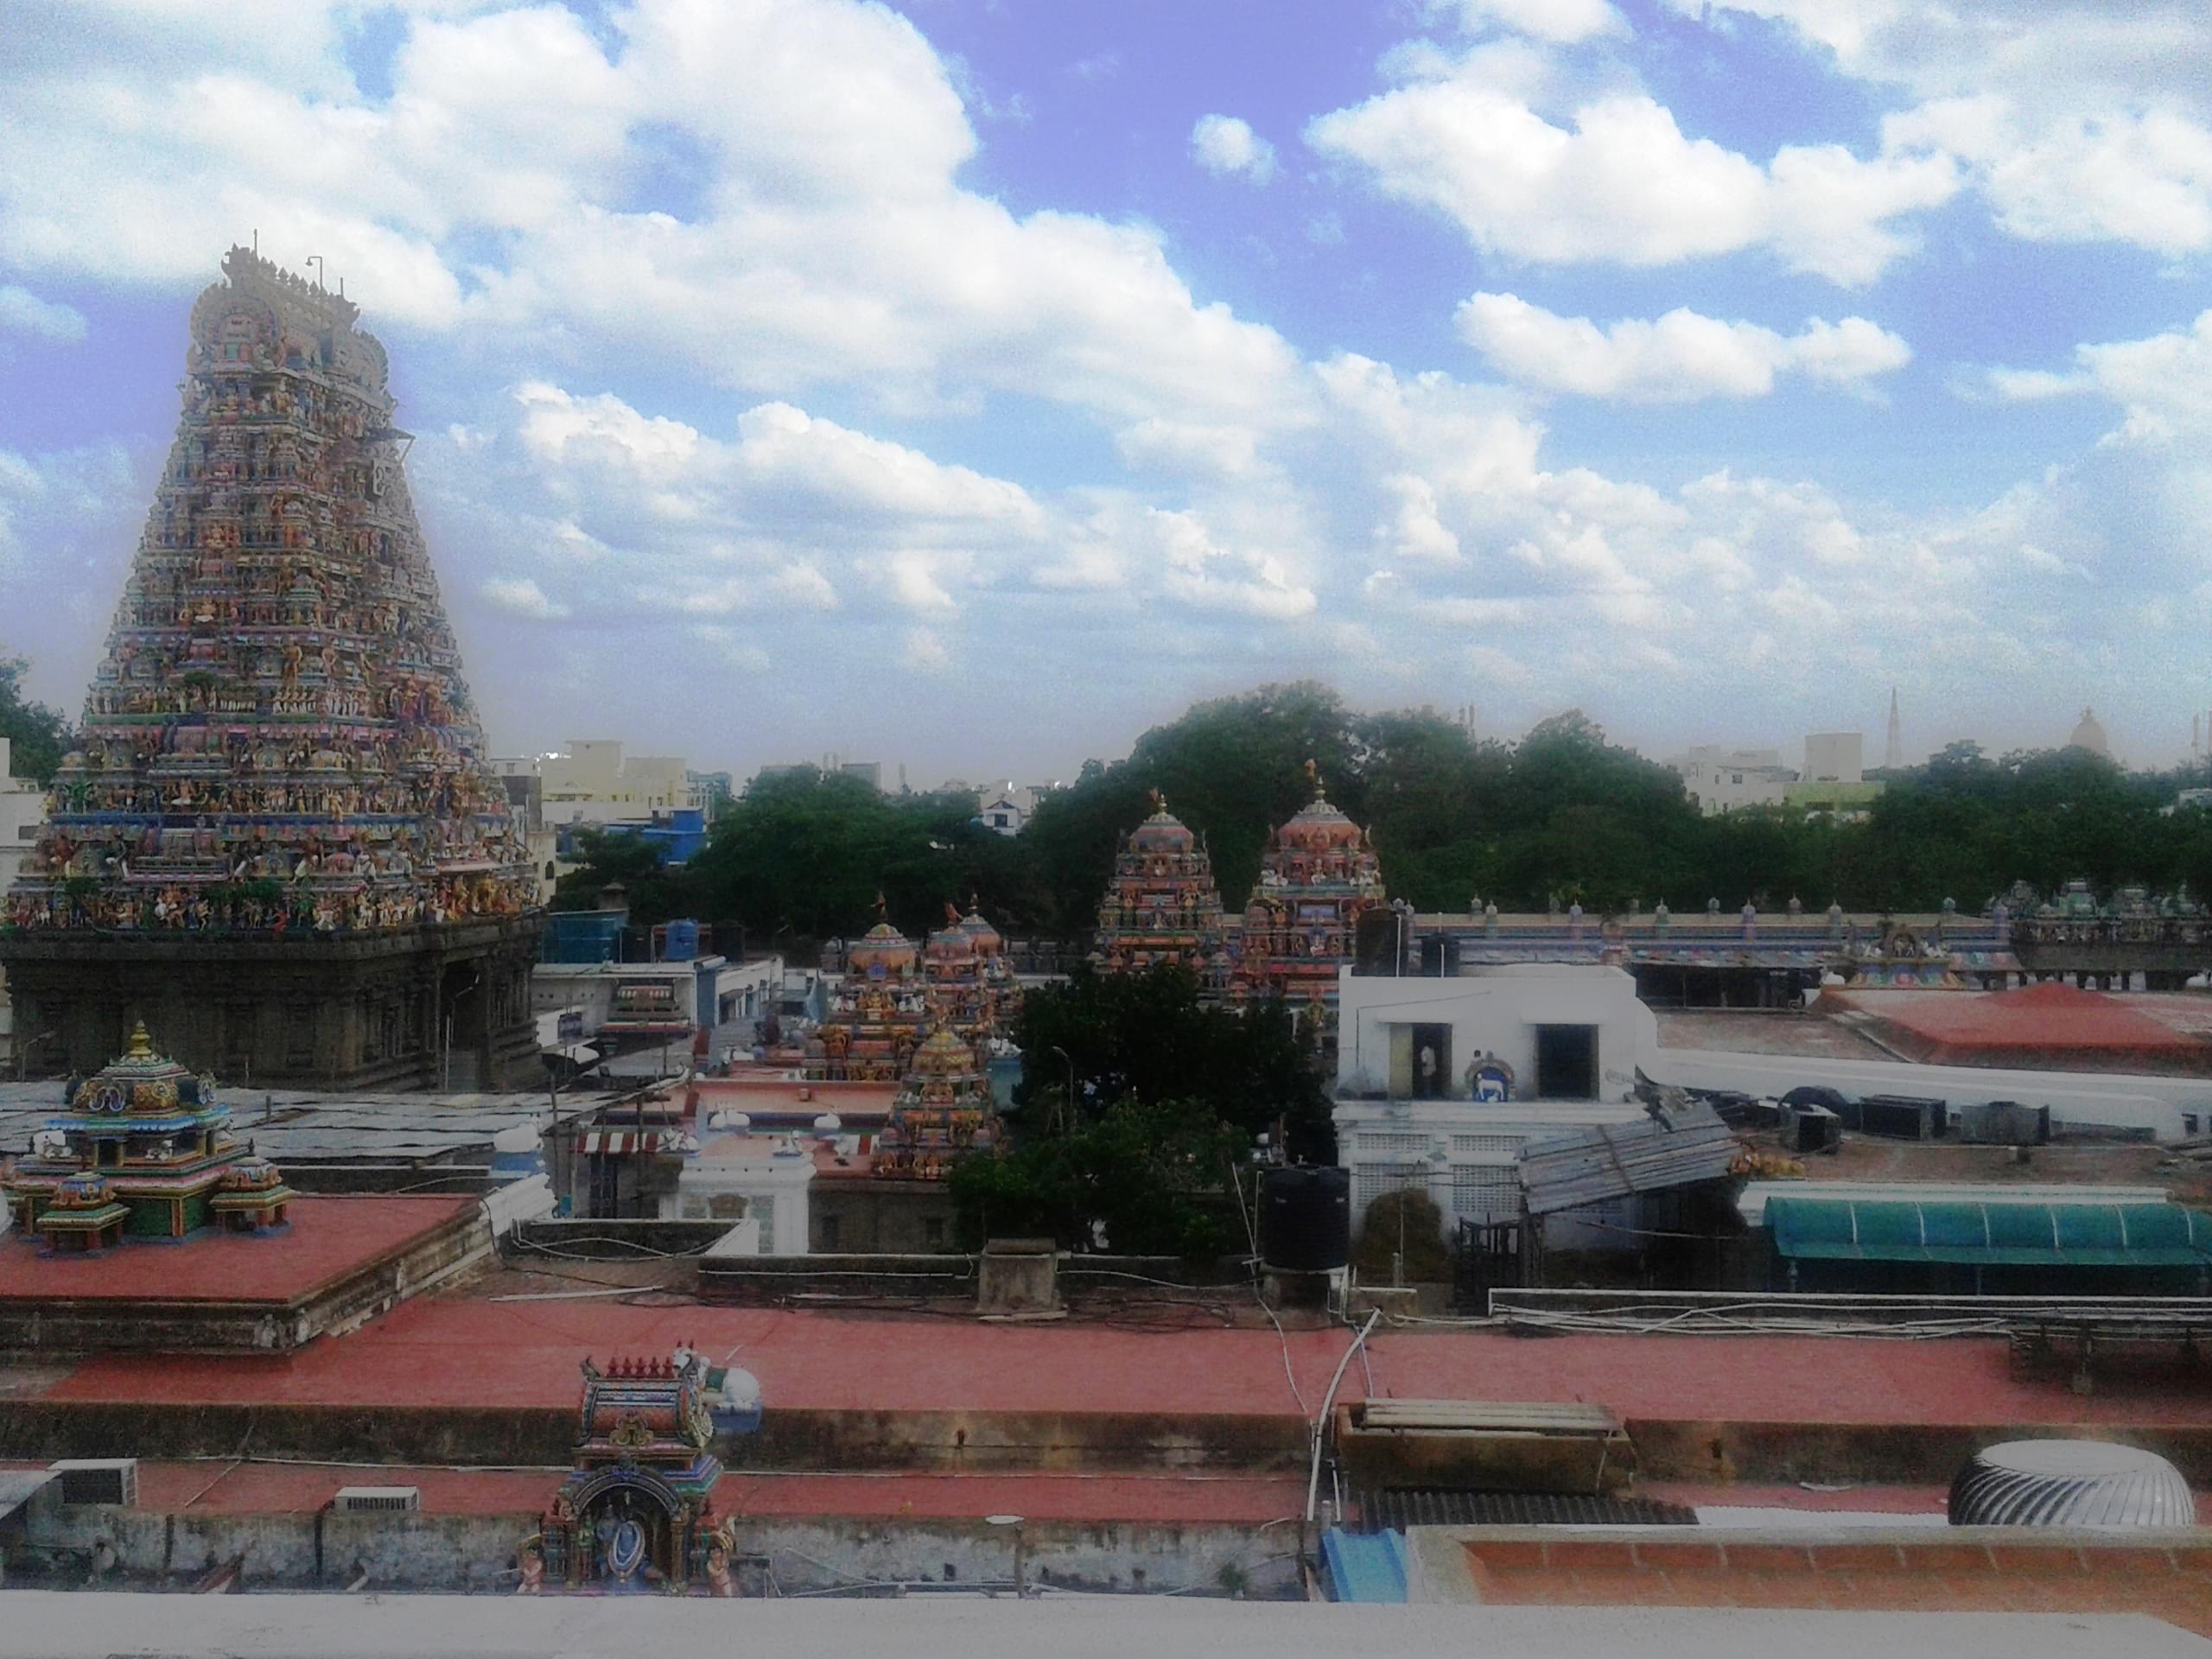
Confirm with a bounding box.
[1321,1528,1408,1603]
[1765,1197,2212,1268]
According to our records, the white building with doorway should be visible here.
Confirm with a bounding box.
[1332,963,1662,1243]
[668,1129,815,1254]
[1667,746,1796,815]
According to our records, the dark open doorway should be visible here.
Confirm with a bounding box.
[1534,1024,1598,1099]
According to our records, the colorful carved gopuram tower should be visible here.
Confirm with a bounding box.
[873,1024,1003,1182]
[921,897,1019,1050]
[1090,791,1232,994]
[1230,764,1387,1051]
[0,248,541,1087]
[802,900,929,1082]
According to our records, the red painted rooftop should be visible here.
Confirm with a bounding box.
[0,1195,476,1305]
[33,1300,2212,1430]
[1839,982,2209,1052]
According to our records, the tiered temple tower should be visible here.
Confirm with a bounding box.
[921,898,1019,1049]
[872,1025,1003,1182]
[1089,792,1232,994]
[0,249,541,1087]
[802,903,928,1081]
[1230,765,1387,1050]
[3,1020,292,1252]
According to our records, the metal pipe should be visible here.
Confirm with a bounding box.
[1305,1308,1381,1524]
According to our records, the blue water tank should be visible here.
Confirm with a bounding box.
[664,918,701,961]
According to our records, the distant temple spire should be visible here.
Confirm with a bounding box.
[1885,686,1903,770]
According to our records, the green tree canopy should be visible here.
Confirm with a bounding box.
[0,657,71,785]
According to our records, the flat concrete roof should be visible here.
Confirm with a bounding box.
[0,1593,2198,1657]
[0,1195,476,1305]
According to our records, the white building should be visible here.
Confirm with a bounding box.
[1803,732,1865,784]
[497,740,692,830]
[1333,964,1663,1243]
[1668,746,1796,815]
[669,1128,815,1254]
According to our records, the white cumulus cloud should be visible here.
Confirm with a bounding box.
[480,576,569,620]
[1456,292,1911,400]
[1984,310,2212,442]
[1307,66,1955,284]
[0,285,86,342]
[1191,115,1279,183]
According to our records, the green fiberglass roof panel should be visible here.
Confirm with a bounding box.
[1764,1198,2212,1267]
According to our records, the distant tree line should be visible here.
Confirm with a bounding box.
[556,682,2212,943]
[0,657,72,785]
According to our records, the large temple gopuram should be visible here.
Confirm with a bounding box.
[0,249,541,1088]
[1230,765,1387,1052]
[1090,792,1233,994]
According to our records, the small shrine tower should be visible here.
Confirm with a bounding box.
[2,1021,292,1252]
[873,1026,1003,1181]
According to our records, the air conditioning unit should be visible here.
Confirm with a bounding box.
[332,1486,420,1514]
[49,1459,138,1506]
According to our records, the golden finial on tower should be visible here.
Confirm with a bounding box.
[1305,758,1324,800]
[124,1020,156,1060]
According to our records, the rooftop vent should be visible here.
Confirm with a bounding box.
[49,1459,137,1506]
[332,1486,421,1514]
[1949,1440,2190,1528]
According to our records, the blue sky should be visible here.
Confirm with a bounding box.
[2,0,2209,785]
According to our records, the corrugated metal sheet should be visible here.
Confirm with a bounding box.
[1321,1528,1408,1602]
[1357,1488,1698,1532]
[1767,1197,2212,1266]
[1516,1103,1740,1217]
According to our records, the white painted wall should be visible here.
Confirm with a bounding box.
[671,1141,813,1253]
[1336,964,1656,1103]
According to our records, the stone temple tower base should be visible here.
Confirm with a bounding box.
[2,916,541,1090]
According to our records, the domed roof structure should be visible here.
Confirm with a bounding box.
[69,1020,208,1117]
[1127,795,1199,853]
[846,895,918,977]
[1274,779,1367,853]
[2068,707,2112,758]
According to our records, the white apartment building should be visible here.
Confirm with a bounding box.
[1669,745,1796,815]
[497,740,692,828]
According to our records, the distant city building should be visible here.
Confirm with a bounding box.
[687,769,734,814]
[1668,746,1796,815]
[2068,707,2113,759]
[1803,732,1865,784]
[1884,687,1904,770]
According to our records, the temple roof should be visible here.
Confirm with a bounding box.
[66,1021,216,1119]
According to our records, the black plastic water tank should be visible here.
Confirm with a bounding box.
[1260,1166,1351,1273]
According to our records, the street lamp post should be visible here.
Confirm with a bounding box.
[1048,1045,1076,1134]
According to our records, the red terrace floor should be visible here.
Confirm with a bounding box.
[0,1196,476,1304]
[35,1301,2212,1429]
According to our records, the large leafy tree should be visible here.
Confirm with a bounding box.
[948,1096,1248,1256]
[1013,962,1333,1160]
[0,657,71,785]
